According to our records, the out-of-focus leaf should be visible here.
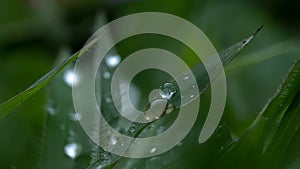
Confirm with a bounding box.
[0,35,99,119]
[212,58,300,168]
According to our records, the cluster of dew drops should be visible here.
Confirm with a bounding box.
[49,53,182,164]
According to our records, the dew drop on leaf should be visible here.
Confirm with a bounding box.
[110,137,118,146]
[64,142,82,159]
[69,112,82,121]
[150,147,157,154]
[63,69,79,87]
[105,54,121,68]
[159,82,176,99]
[103,72,111,79]
[47,107,56,116]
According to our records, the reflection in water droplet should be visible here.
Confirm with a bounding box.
[106,54,121,68]
[190,94,194,98]
[159,82,176,99]
[64,142,82,159]
[150,147,157,154]
[103,72,111,79]
[69,130,76,137]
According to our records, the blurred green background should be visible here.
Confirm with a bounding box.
[0,0,299,168]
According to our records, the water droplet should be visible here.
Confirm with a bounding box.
[165,104,174,114]
[69,130,76,137]
[64,142,82,159]
[105,97,112,103]
[63,69,79,87]
[192,84,196,88]
[190,94,194,98]
[177,141,182,146]
[159,82,176,99]
[47,107,56,116]
[157,126,165,134]
[220,146,224,151]
[69,112,82,121]
[110,137,118,146]
[183,74,189,80]
[129,124,136,133]
[150,147,157,154]
[103,72,111,79]
[106,54,121,68]
[60,124,66,131]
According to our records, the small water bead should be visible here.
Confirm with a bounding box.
[103,72,111,79]
[105,97,112,103]
[63,69,79,87]
[150,147,157,154]
[110,137,118,146]
[64,142,82,159]
[60,124,66,131]
[157,126,165,134]
[190,94,194,98]
[183,73,189,80]
[69,130,76,137]
[159,82,176,99]
[106,54,121,68]
[47,107,56,116]
[129,124,136,133]
[69,112,82,121]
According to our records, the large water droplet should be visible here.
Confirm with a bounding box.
[159,82,176,99]
[63,69,79,87]
[106,54,121,68]
[64,142,82,159]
